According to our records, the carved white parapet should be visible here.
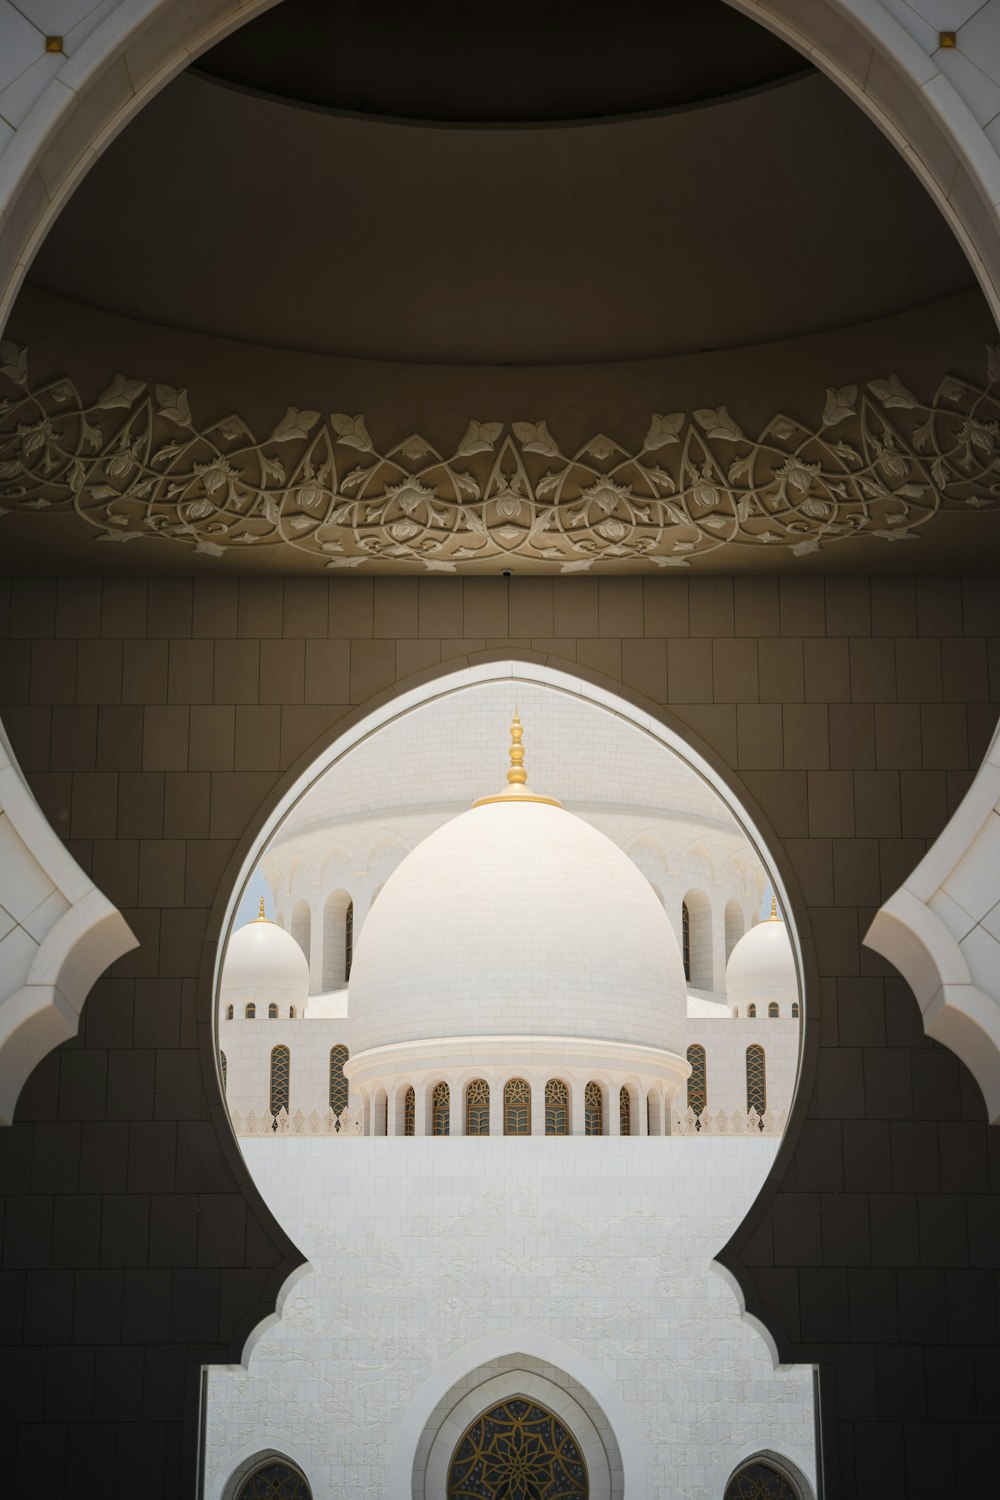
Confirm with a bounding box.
[0,726,136,1124]
[866,715,1000,1124]
[229,1106,363,1137]
[672,1106,788,1136]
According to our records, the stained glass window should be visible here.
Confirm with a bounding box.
[747,1004,756,1019]
[269,1045,290,1120]
[344,900,354,982]
[792,1002,799,1018]
[584,1081,603,1136]
[467,1079,490,1135]
[220,1050,227,1093]
[504,1078,530,1135]
[433,1081,450,1136]
[686,1044,707,1116]
[682,900,691,982]
[404,1086,415,1136]
[746,1044,766,1117]
[235,1457,312,1500]
[226,1004,233,1020]
[619,1086,631,1136]
[724,1458,801,1500]
[329,1045,349,1119]
[268,1003,278,1019]
[245,1003,255,1019]
[545,1079,568,1135]
[447,1397,588,1500]
[768,1002,779,1019]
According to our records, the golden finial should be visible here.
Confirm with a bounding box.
[473,709,561,808]
[766,894,780,921]
[507,708,527,787]
[256,896,267,921]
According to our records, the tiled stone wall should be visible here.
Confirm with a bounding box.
[0,572,998,1497]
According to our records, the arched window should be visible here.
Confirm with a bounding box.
[466,1079,490,1135]
[747,1004,756,1019]
[746,1044,766,1117]
[268,1003,278,1019]
[322,890,352,990]
[289,1006,296,1018]
[768,1002,779,1019]
[234,1456,313,1500]
[686,1044,707,1116]
[619,1086,631,1136]
[432,1081,450,1136]
[681,900,691,982]
[220,1051,227,1093]
[792,1001,800,1019]
[447,1399,587,1500]
[545,1079,568,1135]
[245,1003,255,1020]
[404,1086,415,1136]
[345,900,354,981]
[225,1004,233,1020]
[269,1045,290,1120]
[504,1078,530,1135]
[724,1457,802,1500]
[329,1045,349,1117]
[584,1081,603,1136]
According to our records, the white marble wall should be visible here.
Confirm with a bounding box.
[204,1138,817,1500]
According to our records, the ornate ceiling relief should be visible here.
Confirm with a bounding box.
[1,343,998,570]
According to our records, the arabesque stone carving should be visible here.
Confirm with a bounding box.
[2,343,998,570]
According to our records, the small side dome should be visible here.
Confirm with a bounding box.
[220,900,310,1012]
[725,899,798,1015]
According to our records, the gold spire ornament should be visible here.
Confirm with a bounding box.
[473,710,561,808]
[255,896,268,921]
[766,894,781,921]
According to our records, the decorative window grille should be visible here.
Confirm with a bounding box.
[686,1044,707,1116]
[619,1086,631,1136]
[504,1078,531,1135]
[746,1044,766,1117]
[220,1051,227,1093]
[747,1004,756,1019]
[345,900,354,981]
[682,900,691,982]
[235,1458,313,1500]
[226,1005,233,1020]
[329,1045,349,1117]
[289,1007,295,1018]
[404,1086,415,1136]
[584,1081,603,1136]
[447,1398,587,1500]
[270,1045,290,1120]
[432,1081,450,1136]
[724,1458,801,1500]
[245,1003,255,1020]
[768,1002,779,1019]
[792,1002,800,1018]
[268,1003,278,1019]
[466,1078,490,1135]
[545,1079,568,1135]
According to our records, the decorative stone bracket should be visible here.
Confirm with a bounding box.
[866,715,1000,1123]
[0,727,136,1124]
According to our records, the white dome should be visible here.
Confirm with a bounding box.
[725,912,798,1012]
[220,912,310,1010]
[348,796,687,1057]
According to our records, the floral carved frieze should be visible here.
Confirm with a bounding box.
[1,342,998,570]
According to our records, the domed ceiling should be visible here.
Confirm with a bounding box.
[3,0,998,573]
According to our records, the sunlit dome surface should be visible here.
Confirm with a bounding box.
[220,907,310,1010]
[725,907,798,1012]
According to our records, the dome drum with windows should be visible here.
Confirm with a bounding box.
[343,713,691,1128]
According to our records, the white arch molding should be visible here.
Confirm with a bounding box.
[389,1330,639,1500]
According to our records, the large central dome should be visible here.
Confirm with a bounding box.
[347,715,687,1059]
